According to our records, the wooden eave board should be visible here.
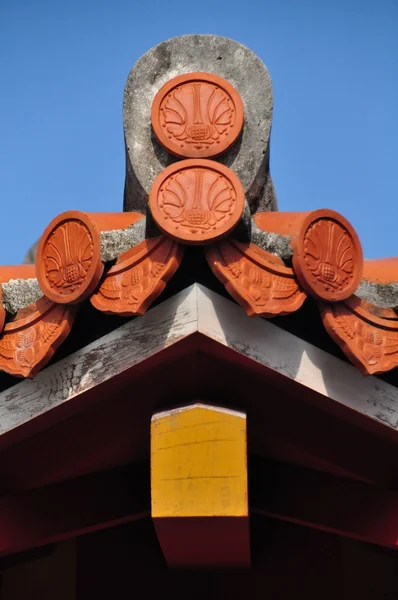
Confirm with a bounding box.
[0,284,397,491]
[0,284,397,443]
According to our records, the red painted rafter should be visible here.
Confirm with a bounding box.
[251,457,398,549]
[0,464,149,557]
[1,458,398,557]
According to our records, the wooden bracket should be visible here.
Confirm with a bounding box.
[151,403,250,567]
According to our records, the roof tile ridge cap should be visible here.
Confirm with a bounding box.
[100,215,150,263]
[249,217,293,263]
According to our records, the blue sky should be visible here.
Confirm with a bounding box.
[0,0,397,263]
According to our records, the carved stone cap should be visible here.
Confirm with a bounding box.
[123,34,275,214]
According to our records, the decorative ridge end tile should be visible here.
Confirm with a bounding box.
[149,159,245,245]
[36,211,143,305]
[0,296,77,378]
[90,236,183,317]
[151,72,244,159]
[254,209,363,302]
[36,211,104,305]
[206,239,306,318]
[319,296,398,376]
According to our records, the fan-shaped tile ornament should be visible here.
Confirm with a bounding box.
[91,236,183,316]
[0,296,76,378]
[151,72,244,159]
[37,211,104,304]
[319,296,398,375]
[255,209,363,302]
[206,239,306,317]
[149,159,245,245]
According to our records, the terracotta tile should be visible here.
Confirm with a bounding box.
[36,211,143,305]
[85,212,143,232]
[319,295,398,376]
[254,210,363,302]
[362,257,398,285]
[149,159,245,245]
[0,289,5,335]
[151,72,244,159]
[90,236,183,316]
[0,265,36,283]
[206,239,306,317]
[0,296,76,378]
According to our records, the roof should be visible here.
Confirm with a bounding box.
[0,34,396,382]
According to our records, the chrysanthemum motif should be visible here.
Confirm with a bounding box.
[44,221,94,296]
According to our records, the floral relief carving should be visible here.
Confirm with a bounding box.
[152,73,244,158]
[255,209,363,302]
[0,298,76,378]
[149,160,244,244]
[91,237,183,316]
[162,169,234,229]
[303,219,357,296]
[44,221,94,294]
[320,299,398,375]
[161,83,234,147]
[37,212,104,304]
[206,240,306,318]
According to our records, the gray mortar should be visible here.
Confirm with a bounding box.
[2,278,43,315]
[356,280,398,310]
[11,221,151,315]
[250,220,293,262]
[100,217,150,263]
[23,219,153,267]
[123,34,277,215]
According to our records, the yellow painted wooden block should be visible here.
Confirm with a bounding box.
[151,403,248,518]
[151,403,250,567]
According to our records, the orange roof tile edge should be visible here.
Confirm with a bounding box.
[0,297,77,379]
[254,210,364,302]
[91,236,183,316]
[206,239,306,318]
[362,257,398,285]
[36,211,142,305]
[319,296,398,376]
[0,208,397,379]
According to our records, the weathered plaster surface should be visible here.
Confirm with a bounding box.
[123,34,277,214]
[356,280,398,310]
[2,279,43,315]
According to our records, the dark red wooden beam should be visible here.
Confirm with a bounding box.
[0,463,149,557]
[1,457,398,559]
[250,457,398,550]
